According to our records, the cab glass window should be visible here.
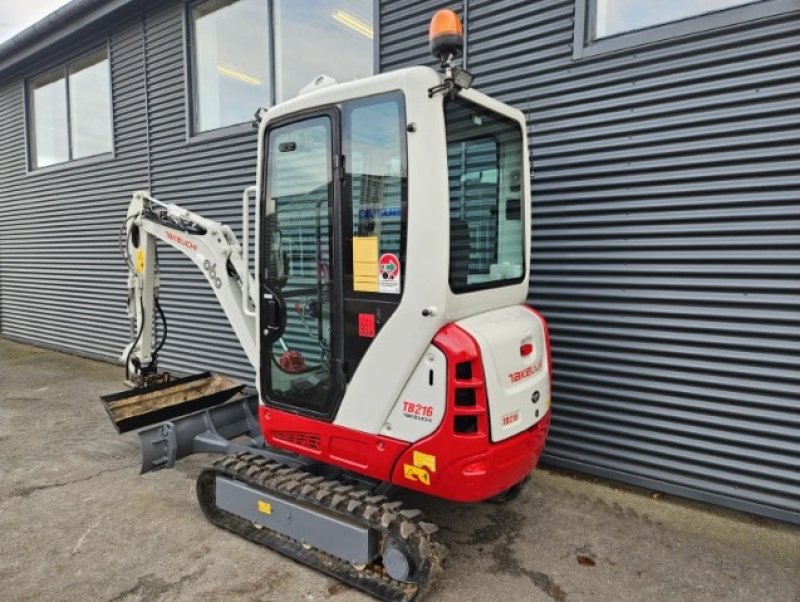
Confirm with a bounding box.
[343,92,407,295]
[445,97,524,293]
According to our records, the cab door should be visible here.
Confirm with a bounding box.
[259,110,344,419]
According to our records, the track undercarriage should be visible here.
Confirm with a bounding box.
[198,453,447,601]
[101,387,446,600]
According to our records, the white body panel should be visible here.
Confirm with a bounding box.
[459,306,550,442]
[380,345,447,442]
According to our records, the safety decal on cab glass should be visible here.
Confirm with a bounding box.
[353,236,379,292]
[403,451,436,486]
[378,253,401,294]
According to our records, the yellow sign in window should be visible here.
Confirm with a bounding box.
[353,236,379,292]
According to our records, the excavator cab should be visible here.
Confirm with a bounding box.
[249,66,549,455]
[245,68,550,501]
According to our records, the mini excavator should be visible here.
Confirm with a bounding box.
[101,11,551,600]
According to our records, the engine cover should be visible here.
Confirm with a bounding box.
[458,305,551,442]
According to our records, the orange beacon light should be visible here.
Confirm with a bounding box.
[429,9,463,61]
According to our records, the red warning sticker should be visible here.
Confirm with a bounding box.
[378,253,401,294]
[358,313,376,338]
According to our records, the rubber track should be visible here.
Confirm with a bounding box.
[196,452,447,601]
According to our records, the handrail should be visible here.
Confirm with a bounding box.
[242,185,258,318]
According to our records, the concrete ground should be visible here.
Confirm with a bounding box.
[0,338,797,602]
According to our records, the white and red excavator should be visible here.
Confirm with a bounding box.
[101,10,551,600]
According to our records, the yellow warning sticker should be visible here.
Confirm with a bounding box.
[403,451,437,486]
[135,249,145,273]
[353,236,379,292]
[257,500,272,515]
[412,451,436,473]
[403,464,431,486]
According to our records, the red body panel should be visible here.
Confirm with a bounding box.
[259,309,553,502]
[260,406,408,481]
[389,322,550,502]
[393,412,550,502]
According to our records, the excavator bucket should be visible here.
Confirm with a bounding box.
[101,372,245,434]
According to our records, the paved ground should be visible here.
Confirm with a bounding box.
[1,338,798,602]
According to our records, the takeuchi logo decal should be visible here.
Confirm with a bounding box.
[508,360,542,384]
[165,230,197,252]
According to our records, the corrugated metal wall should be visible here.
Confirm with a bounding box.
[0,1,257,383]
[142,0,258,382]
[0,12,149,361]
[381,0,800,522]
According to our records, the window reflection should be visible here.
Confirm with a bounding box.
[596,0,763,38]
[190,0,375,131]
[69,50,112,159]
[192,0,270,132]
[31,71,69,168]
[273,0,373,102]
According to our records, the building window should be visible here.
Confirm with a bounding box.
[190,0,375,133]
[191,0,270,132]
[273,0,374,103]
[574,0,795,59]
[595,0,763,38]
[28,47,112,169]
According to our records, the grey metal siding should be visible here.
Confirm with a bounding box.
[380,0,800,522]
[0,1,258,384]
[0,14,150,361]
[142,0,258,382]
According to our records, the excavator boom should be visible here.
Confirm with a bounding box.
[120,190,258,382]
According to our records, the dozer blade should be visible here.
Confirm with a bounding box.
[100,371,244,434]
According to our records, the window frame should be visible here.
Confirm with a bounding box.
[573,0,798,60]
[185,0,380,142]
[25,42,114,173]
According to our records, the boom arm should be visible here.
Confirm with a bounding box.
[121,190,258,384]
